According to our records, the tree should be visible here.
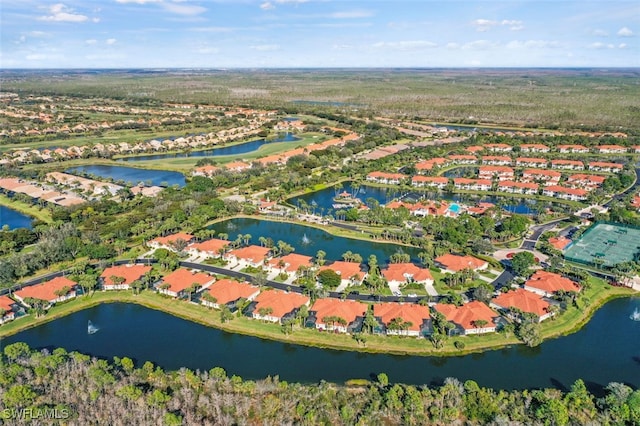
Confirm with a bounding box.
[368,254,379,276]
[511,251,536,277]
[315,250,326,266]
[317,269,341,289]
[472,283,493,303]
[220,305,234,323]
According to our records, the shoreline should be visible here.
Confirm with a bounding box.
[0,283,634,358]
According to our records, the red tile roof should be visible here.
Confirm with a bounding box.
[551,159,584,167]
[15,276,77,302]
[525,270,581,294]
[412,176,449,184]
[311,298,367,325]
[465,146,484,152]
[544,185,588,197]
[548,236,572,251]
[589,161,623,169]
[434,301,497,331]
[320,261,363,280]
[520,144,549,150]
[481,155,512,162]
[205,279,259,305]
[435,254,487,272]
[0,295,15,311]
[523,169,561,178]
[161,268,214,293]
[373,302,430,331]
[268,253,314,272]
[516,157,548,164]
[101,264,152,285]
[382,262,433,283]
[367,171,406,180]
[150,232,194,246]
[226,245,271,263]
[189,238,229,254]
[253,289,310,318]
[448,154,478,161]
[492,288,550,317]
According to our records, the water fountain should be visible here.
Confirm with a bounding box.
[301,233,311,245]
[630,308,640,321]
[87,320,99,334]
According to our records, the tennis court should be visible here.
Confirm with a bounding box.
[564,222,640,267]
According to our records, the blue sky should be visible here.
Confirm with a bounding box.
[1,1,638,68]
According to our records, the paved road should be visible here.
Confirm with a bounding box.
[604,166,640,207]
[520,217,569,250]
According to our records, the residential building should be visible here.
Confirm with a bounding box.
[515,157,548,168]
[373,303,432,336]
[484,143,512,152]
[448,154,478,164]
[201,279,260,310]
[520,144,550,153]
[411,176,449,189]
[566,174,606,190]
[308,299,367,333]
[224,245,272,267]
[521,169,561,185]
[14,276,77,307]
[524,270,581,297]
[249,289,310,323]
[596,144,627,154]
[558,144,589,153]
[187,238,229,258]
[435,254,488,273]
[491,288,553,323]
[497,180,539,195]
[415,157,448,172]
[478,166,514,180]
[588,161,623,173]
[542,185,588,201]
[148,232,195,251]
[433,301,498,335]
[366,172,406,185]
[550,160,585,170]
[548,236,572,251]
[157,268,215,298]
[319,261,365,286]
[100,264,152,290]
[481,155,512,166]
[453,178,492,191]
[0,295,16,324]
[381,263,434,287]
[268,253,314,279]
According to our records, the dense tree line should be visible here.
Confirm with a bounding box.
[0,343,638,425]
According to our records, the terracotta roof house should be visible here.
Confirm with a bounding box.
[148,232,195,251]
[524,270,581,297]
[434,301,498,335]
[478,166,515,180]
[319,261,365,286]
[14,276,77,307]
[548,236,572,251]
[435,254,488,273]
[542,185,588,201]
[558,144,589,153]
[415,158,448,172]
[249,289,310,323]
[192,165,220,177]
[522,169,561,185]
[224,245,272,267]
[100,264,152,290]
[550,159,585,170]
[411,176,449,189]
[202,279,260,310]
[515,157,548,168]
[453,178,492,191]
[566,174,606,190]
[0,295,17,324]
[481,155,512,166]
[491,288,553,322]
[225,161,252,172]
[465,146,484,153]
[366,172,406,185]
[382,263,434,287]
[187,238,229,258]
[448,154,478,164]
[596,144,627,154]
[484,143,512,152]
[268,253,314,278]
[308,298,367,333]
[157,268,215,298]
[497,180,539,195]
[373,302,432,336]
[520,144,550,153]
[588,161,623,173]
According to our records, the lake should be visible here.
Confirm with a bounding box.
[120,133,300,162]
[288,182,538,215]
[208,217,421,265]
[0,205,33,229]
[66,165,186,188]
[3,297,638,393]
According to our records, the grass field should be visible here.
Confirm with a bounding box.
[565,222,640,267]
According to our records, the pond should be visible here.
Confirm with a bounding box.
[66,165,186,188]
[3,297,639,393]
[120,133,300,162]
[287,182,538,215]
[0,205,33,229]
[208,217,421,266]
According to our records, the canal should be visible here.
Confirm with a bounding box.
[0,205,33,229]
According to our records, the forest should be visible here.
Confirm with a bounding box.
[0,342,638,425]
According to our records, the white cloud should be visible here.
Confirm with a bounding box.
[38,3,89,22]
[592,29,608,37]
[373,40,438,51]
[260,2,275,10]
[618,27,634,37]
[194,46,220,54]
[250,44,280,51]
[506,40,560,49]
[106,38,117,45]
[462,40,496,50]
[473,19,497,32]
[331,10,373,19]
[115,0,162,3]
[619,43,627,49]
[446,42,460,49]
[162,2,206,15]
[473,18,523,31]
[85,39,98,45]
[275,0,308,4]
[589,42,615,49]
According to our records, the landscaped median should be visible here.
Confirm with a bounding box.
[0,275,634,357]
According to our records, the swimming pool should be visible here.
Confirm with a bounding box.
[448,203,461,214]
